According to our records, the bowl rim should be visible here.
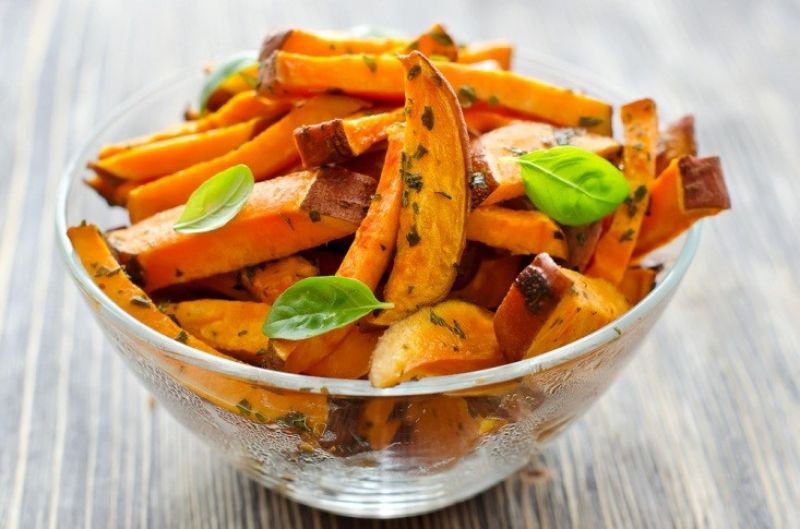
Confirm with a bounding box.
[55,50,702,397]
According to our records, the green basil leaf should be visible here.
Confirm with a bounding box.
[263,276,394,340]
[505,145,629,226]
[198,51,257,114]
[173,164,254,234]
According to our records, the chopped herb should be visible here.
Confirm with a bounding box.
[613,327,623,337]
[413,144,429,159]
[175,268,184,278]
[281,411,311,432]
[576,231,587,246]
[175,330,188,344]
[470,172,488,189]
[429,31,453,46]
[407,285,415,294]
[253,412,268,423]
[236,399,252,416]
[412,202,420,215]
[430,73,444,86]
[406,225,421,246]
[407,64,422,80]
[634,184,647,201]
[429,309,449,327]
[94,266,122,278]
[549,316,564,329]
[130,296,150,308]
[452,320,466,339]
[487,95,500,106]
[457,85,478,107]
[578,116,603,128]
[435,191,452,199]
[421,106,434,130]
[237,329,248,337]
[403,171,423,191]
[362,54,377,72]
[308,209,321,223]
[279,212,294,230]
[379,243,387,251]
[504,146,527,157]
[401,190,409,208]
[619,228,635,242]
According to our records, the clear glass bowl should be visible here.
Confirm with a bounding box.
[56,52,700,519]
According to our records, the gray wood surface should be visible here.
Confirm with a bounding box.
[1,0,798,527]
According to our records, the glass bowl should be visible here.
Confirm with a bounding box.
[56,52,700,519]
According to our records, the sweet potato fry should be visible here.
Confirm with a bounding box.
[67,224,328,428]
[358,398,402,450]
[474,121,622,205]
[258,51,612,134]
[656,115,696,175]
[458,41,513,70]
[98,92,291,159]
[466,206,568,257]
[108,169,374,291]
[403,23,459,61]
[91,118,269,181]
[258,28,406,60]
[241,255,319,304]
[618,266,658,305]
[462,109,515,135]
[294,107,404,167]
[85,175,140,207]
[127,95,369,222]
[450,254,522,310]
[305,326,381,379]
[563,222,603,272]
[494,253,629,361]
[404,397,479,462]
[586,99,659,284]
[373,52,471,324]
[161,300,272,364]
[370,300,504,388]
[635,156,730,256]
[336,124,404,290]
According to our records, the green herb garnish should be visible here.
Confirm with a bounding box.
[421,106,434,130]
[262,276,393,340]
[173,164,254,234]
[198,51,257,114]
[502,146,629,226]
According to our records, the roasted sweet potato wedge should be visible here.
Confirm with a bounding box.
[108,168,375,291]
[294,107,404,167]
[259,28,406,61]
[91,118,269,181]
[126,95,369,222]
[258,51,613,134]
[370,300,504,388]
[563,222,603,272]
[586,99,659,284]
[373,52,471,324]
[656,114,696,175]
[161,300,272,365]
[462,109,515,135]
[466,206,568,258]
[494,253,629,361]
[67,224,328,428]
[404,397,479,463]
[635,156,730,256]
[473,121,622,205]
[358,398,403,450]
[458,41,513,70]
[305,326,381,379]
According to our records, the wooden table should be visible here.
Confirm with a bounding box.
[1,0,797,527]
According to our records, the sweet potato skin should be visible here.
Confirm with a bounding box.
[635,156,730,256]
[258,51,613,134]
[294,107,403,167]
[494,254,629,361]
[370,300,504,388]
[374,52,471,324]
[299,166,377,224]
[475,121,622,205]
[109,170,365,291]
[466,206,568,258]
[656,114,696,175]
[127,95,369,222]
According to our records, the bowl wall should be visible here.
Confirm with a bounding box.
[58,55,698,518]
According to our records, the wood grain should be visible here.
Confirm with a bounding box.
[0,0,798,527]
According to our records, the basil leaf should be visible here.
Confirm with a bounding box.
[263,277,393,340]
[198,51,257,114]
[506,146,629,226]
[173,164,254,234]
